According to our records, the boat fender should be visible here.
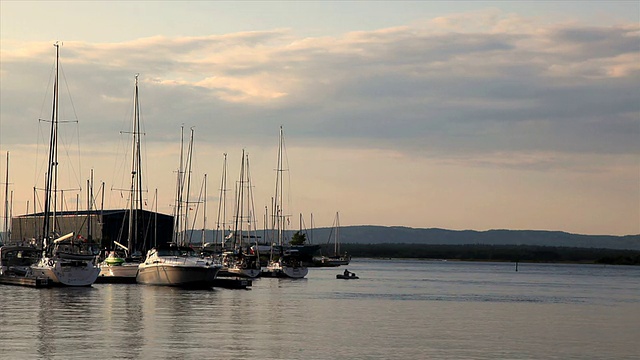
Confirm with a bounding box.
[47,259,54,266]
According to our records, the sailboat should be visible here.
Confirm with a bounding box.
[136,127,221,287]
[0,153,49,287]
[30,43,100,286]
[263,126,308,279]
[97,75,146,283]
[315,212,351,267]
[220,150,262,278]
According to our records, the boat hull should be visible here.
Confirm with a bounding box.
[219,266,261,278]
[31,257,100,287]
[96,263,139,283]
[136,263,220,288]
[262,264,308,279]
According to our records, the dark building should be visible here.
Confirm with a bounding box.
[10,209,173,253]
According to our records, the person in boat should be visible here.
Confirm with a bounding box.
[343,269,350,277]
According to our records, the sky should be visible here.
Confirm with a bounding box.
[1,1,639,236]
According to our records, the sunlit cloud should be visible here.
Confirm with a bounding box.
[1,10,638,235]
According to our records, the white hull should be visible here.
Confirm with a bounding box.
[31,257,100,287]
[220,266,261,278]
[136,263,220,288]
[97,262,139,282]
[264,262,308,279]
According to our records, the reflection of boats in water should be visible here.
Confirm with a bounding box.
[136,243,220,288]
[0,245,51,287]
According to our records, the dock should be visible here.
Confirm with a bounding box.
[0,275,51,288]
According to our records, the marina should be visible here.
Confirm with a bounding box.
[0,4,637,359]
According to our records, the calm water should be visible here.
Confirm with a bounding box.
[1,259,638,359]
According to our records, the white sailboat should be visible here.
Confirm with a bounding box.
[137,127,221,287]
[220,150,262,278]
[97,75,145,283]
[264,126,308,279]
[30,43,100,287]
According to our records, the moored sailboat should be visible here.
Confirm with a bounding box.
[30,43,99,286]
[263,126,309,279]
[314,212,351,267]
[97,75,146,283]
[219,150,262,278]
[136,127,221,287]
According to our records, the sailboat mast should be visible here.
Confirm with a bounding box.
[134,74,144,251]
[173,126,184,245]
[43,43,60,245]
[3,152,9,243]
[245,154,258,247]
[233,149,246,249]
[202,173,207,248]
[335,212,340,255]
[215,153,228,247]
[183,128,195,246]
[274,126,284,246]
[88,168,93,240]
[127,74,143,255]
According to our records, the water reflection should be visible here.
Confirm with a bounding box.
[1,260,638,360]
[37,287,99,359]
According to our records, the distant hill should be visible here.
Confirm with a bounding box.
[198,226,640,251]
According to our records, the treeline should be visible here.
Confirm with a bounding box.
[337,243,640,265]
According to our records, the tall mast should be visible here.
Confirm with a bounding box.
[88,168,93,240]
[127,74,143,255]
[202,173,207,248]
[273,126,284,246]
[245,153,258,247]
[3,152,9,243]
[183,128,194,246]
[173,125,184,244]
[234,149,246,249]
[43,43,60,246]
[215,153,228,247]
[335,212,340,255]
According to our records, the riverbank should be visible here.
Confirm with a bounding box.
[340,243,640,265]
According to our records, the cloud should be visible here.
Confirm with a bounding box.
[1,11,638,234]
[1,14,638,158]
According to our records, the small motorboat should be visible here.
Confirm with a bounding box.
[336,271,359,280]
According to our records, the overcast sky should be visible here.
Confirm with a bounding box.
[1,1,638,236]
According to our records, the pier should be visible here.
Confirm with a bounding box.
[0,275,51,288]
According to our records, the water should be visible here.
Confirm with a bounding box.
[1,259,638,359]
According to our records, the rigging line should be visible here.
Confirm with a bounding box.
[187,176,206,245]
[58,59,84,192]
